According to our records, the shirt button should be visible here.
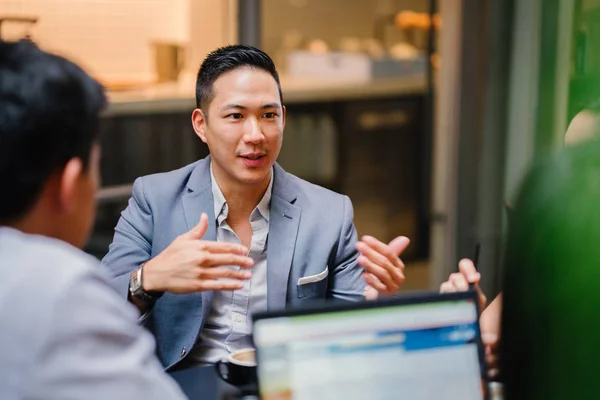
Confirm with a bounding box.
[234,314,244,323]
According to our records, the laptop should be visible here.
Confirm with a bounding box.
[252,291,488,400]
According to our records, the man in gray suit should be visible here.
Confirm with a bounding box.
[0,40,185,399]
[101,45,410,370]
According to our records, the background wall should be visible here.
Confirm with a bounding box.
[0,0,189,83]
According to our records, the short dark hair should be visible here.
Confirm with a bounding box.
[195,44,283,111]
[0,40,106,224]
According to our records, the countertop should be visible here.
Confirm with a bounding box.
[104,75,428,117]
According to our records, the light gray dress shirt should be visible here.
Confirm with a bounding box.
[0,227,186,400]
[189,165,272,363]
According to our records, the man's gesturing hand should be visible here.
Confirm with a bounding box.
[142,213,254,294]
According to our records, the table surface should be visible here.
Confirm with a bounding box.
[169,365,258,400]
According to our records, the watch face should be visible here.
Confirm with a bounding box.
[129,268,159,303]
[130,269,142,293]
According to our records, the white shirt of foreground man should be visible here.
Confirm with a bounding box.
[0,228,186,400]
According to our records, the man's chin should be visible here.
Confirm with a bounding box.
[236,168,272,186]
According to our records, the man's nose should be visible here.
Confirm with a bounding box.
[243,119,264,143]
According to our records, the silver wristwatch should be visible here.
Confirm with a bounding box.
[129,264,163,303]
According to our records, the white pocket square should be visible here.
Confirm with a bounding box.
[298,266,329,286]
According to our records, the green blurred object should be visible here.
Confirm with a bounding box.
[501,138,600,399]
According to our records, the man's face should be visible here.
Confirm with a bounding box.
[194,67,285,188]
[61,143,101,248]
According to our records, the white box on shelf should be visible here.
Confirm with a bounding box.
[286,50,371,82]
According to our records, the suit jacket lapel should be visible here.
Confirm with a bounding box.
[266,164,301,310]
[180,159,300,312]
[181,157,215,322]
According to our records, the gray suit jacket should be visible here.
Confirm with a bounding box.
[101,156,366,369]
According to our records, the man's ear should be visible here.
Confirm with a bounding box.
[192,108,208,143]
[281,105,286,130]
[58,157,84,213]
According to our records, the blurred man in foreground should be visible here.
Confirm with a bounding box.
[0,40,185,399]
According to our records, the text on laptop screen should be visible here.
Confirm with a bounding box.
[253,299,484,400]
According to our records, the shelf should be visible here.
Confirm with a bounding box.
[104,75,428,117]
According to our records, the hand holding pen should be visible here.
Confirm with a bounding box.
[439,244,487,312]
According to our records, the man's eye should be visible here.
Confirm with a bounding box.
[263,112,277,119]
[227,113,244,120]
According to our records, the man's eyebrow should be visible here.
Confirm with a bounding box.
[261,103,281,109]
[222,104,247,111]
[221,103,281,111]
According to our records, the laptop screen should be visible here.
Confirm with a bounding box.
[253,293,485,400]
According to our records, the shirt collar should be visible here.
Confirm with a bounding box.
[210,163,273,225]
